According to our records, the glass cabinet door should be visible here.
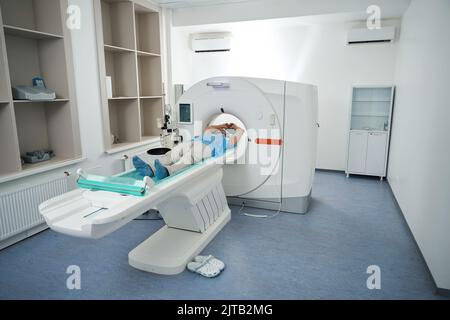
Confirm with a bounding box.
[351,87,392,131]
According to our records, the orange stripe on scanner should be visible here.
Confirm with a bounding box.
[255,138,283,145]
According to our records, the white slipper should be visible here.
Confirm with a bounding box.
[187,256,222,278]
[194,255,225,271]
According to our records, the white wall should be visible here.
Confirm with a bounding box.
[68,0,123,176]
[171,18,399,170]
[388,0,450,290]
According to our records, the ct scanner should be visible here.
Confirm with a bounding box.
[177,77,318,213]
[39,77,318,275]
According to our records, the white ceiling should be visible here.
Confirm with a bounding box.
[151,0,258,8]
[169,0,410,27]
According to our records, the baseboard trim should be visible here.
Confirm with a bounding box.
[0,223,48,250]
[386,179,450,296]
[315,168,345,174]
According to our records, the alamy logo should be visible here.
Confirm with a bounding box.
[66,5,81,30]
[366,5,381,30]
[66,265,81,290]
[366,265,381,290]
[177,122,282,176]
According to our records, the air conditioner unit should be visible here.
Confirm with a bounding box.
[347,26,396,45]
[191,32,232,53]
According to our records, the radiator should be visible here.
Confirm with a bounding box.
[0,176,69,241]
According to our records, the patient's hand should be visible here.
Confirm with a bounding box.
[226,123,240,130]
[207,123,241,136]
[208,124,228,133]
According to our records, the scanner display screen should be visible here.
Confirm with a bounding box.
[179,103,192,123]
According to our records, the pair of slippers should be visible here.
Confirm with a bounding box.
[187,255,225,278]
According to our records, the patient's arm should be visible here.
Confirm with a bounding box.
[206,124,227,134]
[206,123,244,146]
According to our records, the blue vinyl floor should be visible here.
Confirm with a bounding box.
[0,171,445,299]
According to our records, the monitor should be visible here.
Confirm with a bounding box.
[179,103,193,124]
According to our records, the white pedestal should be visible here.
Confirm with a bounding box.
[128,208,231,275]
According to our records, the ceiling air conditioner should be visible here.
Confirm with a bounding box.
[347,26,396,45]
[191,32,232,53]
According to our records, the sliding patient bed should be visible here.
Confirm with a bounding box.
[39,158,231,275]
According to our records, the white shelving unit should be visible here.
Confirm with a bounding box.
[346,86,395,180]
[0,0,82,181]
[94,0,164,154]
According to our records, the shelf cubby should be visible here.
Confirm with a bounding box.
[140,98,163,138]
[135,5,160,55]
[351,101,391,116]
[104,50,138,98]
[5,34,69,99]
[352,87,392,102]
[95,0,163,153]
[138,55,162,97]
[101,0,135,50]
[108,99,141,146]
[21,156,72,172]
[0,0,63,36]
[14,101,77,167]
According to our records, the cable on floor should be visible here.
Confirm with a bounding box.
[238,202,282,219]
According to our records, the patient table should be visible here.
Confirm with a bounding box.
[39,158,231,275]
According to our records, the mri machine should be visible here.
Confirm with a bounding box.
[39,77,318,275]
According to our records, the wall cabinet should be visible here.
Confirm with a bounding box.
[0,0,82,183]
[347,131,388,176]
[346,86,394,179]
[94,0,164,154]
